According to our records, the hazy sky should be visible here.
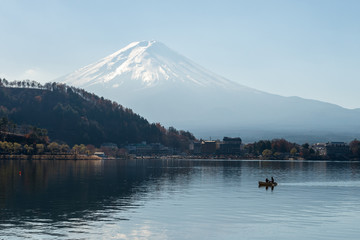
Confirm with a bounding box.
[1,0,359,109]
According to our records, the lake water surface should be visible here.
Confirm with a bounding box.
[1,159,360,239]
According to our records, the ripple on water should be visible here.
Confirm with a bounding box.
[281,181,360,187]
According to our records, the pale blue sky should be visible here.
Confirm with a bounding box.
[1,0,359,108]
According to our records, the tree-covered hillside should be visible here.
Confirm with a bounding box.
[0,79,195,149]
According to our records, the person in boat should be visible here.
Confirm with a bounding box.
[271,177,275,183]
[265,178,269,183]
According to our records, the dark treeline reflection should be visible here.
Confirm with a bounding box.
[0,159,243,225]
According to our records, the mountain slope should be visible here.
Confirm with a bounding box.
[58,41,360,142]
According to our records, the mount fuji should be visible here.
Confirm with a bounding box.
[58,41,360,142]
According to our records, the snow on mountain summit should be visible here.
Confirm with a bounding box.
[56,41,360,141]
[59,40,248,90]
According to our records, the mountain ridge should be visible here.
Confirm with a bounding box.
[0,80,195,148]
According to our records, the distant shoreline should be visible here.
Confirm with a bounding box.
[0,154,102,160]
[1,154,358,161]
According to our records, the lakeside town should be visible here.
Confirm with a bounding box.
[1,135,359,161]
[101,137,358,160]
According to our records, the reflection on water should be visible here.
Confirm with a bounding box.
[0,160,195,222]
[0,159,360,239]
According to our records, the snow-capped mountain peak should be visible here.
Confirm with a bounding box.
[59,40,249,91]
[56,41,360,142]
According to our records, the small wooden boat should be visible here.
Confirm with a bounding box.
[258,181,277,187]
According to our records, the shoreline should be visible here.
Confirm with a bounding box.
[0,154,102,160]
[1,154,358,161]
